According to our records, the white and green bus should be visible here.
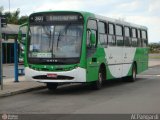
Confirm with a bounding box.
[18,11,148,90]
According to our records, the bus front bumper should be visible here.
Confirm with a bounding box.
[25,67,86,83]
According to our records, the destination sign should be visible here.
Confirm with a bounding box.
[29,14,83,23]
[46,15,78,21]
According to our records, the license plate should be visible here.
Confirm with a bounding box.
[47,73,57,78]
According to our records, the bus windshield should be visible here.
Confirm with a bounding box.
[28,23,83,59]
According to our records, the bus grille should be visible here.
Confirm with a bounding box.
[32,75,74,80]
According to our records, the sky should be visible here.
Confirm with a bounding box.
[1,0,160,43]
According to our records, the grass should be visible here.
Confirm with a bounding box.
[149,54,160,59]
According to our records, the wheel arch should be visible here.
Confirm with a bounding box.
[133,61,137,74]
[99,63,106,80]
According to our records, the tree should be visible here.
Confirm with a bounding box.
[4,8,20,24]
[0,6,28,25]
[0,6,4,15]
[149,43,160,53]
[18,16,28,25]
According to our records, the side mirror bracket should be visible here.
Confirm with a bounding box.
[18,30,22,43]
[18,22,28,44]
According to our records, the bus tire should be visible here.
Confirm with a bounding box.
[127,64,137,82]
[92,68,103,90]
[46,83,58,91]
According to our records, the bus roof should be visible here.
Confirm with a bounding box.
[30,10,148,30]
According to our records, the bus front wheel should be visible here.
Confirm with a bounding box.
[46,83,58,91]
[92,68,103,90]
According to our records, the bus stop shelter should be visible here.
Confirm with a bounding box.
[0,24,26,87]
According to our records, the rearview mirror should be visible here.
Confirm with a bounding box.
[18,23,27,44]
[18,30,22,43]
[90,32,96,45]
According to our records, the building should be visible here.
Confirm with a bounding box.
[1,24,26,63]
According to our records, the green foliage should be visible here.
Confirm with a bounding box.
[5,9,20,24]
[149,43,160,53]
[0,6,28,25]
[0,6,4,15]
[18,16,28,25]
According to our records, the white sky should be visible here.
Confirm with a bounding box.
[1,0,160,43]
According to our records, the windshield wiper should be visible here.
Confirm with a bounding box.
[56,32,61,48]
[56,22,71,48]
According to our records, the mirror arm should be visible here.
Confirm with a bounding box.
[18,22,28,43]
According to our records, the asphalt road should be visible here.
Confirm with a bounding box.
[0,65,160,114]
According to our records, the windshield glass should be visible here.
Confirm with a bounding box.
[28,24,83,59]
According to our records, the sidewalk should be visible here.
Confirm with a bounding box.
[0,76,46,98]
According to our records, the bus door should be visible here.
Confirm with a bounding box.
[86,19,99,81]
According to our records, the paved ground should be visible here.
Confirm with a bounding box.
[0,76,45,97]
[0,64,45,97]
[149,59,160,67]
[0,65,160,114]
[2,64,24,79]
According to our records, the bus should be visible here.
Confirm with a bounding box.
[18,11,148,90]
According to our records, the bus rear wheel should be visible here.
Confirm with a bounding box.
[126,64,137,82]
[46,83,58,91]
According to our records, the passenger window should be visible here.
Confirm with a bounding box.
[141,30,147,39]
[116,25,123,36]
[131,28,137,47]
[124,27,130,37]
[109,23,114,35]
[116,25,123,46]
[143,39,148,47]
[137,29,142,47]
[124,26,131,46]
[108,23,116,46]
[132,28,137,38]
[137,29,141,38]
[141,30,147,47]
[98,21,107,47]
[98,21,106,33]
[87,19,97,30]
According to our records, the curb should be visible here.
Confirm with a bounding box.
[0,86,46,98]
[149,65,160,68]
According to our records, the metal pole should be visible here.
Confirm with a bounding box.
[14,39,19,82]
[0,17,3,90]
[9,0,10,13]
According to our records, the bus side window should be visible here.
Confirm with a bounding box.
[124,26,131,46]
[141,30,148,47]
[108,23,116,46]
[131,28,138,47]
[115,25,123,46]
[87,19,97,47]
[137,29,141,47]
[98,21,107,47]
